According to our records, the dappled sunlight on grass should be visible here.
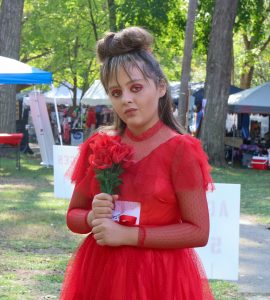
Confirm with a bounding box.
[35,199,68,209]
[37,191,57,198]
[0,212,22,222]
[1,158,79,298]
[0,183,34,190]
[0,157,54,184]
[0,169,12,176]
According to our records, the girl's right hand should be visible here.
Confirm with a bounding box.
[92,193,117,220]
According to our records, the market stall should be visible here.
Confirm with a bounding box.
[227,82,270,169]
[81,80,109,106]
[0,56,53,168]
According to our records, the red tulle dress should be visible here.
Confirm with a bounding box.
[60,121,214,300]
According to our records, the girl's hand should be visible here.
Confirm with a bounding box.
[92,218,124,246]
[92,193,118,220]
[92,218,138,247]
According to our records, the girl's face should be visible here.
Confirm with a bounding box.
[107,65,166,135]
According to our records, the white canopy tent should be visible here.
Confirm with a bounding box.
[81,80,110,106]
[228,82,270,114]
[81,80,195,107]
[43,81,82,106]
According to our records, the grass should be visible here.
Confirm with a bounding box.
[212,164,270,224]
[0,155,269,299]
[0,156,82,299]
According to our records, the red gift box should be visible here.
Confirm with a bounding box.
[251,156,269,170]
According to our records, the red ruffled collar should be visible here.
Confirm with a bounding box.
[125,121,164,141]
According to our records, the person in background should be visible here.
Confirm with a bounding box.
[194,102,203,137]
[95,104,103,128]
[85,106,97,137]
[172,102,179,119]
[60,26,214,300]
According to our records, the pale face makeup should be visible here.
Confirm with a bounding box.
[108,65,166,136]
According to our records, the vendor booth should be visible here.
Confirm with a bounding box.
[227,82,270,168]
[43,82,83,145]
[44,81,82,106]
[0,56,53,169]
[81,80,109,106]
[228,82,270,114]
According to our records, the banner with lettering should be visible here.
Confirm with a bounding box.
[53,145,78,198]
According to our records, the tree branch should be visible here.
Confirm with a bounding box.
[243,34,251,49]
[87,0,98,41]
[259,34,270,53]
[21,50,52,63]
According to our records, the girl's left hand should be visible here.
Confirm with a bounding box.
[92,218,127,247]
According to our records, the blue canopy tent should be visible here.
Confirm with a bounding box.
[0,56,59,167]
[192,85,243,105]
[0,56,52,84]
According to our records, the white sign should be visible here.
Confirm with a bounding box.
[29,93,55,166]
[53,150,240,281]
[196,183,241,281]
[53,145,78,198]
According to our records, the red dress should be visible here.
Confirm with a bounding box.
[60,121,214,300]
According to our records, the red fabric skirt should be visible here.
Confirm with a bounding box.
[60,235,214,300]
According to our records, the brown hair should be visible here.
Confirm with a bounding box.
[96,26,185,135]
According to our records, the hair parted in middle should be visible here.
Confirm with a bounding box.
[96,26,185,135]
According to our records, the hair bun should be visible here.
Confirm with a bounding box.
[96,27,153,63]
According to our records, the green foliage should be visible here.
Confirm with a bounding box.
[193,0,270,87]
[252,46,270,86]
[19,0,270,90]
[116,0,170,33]
[194,0,214,55]
[235,0,267,43]
[21,0,109,99]
[233,0,270,86]
[115,0,188,81]
[155,0,187,81]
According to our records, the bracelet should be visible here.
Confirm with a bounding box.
[138,226,146,247]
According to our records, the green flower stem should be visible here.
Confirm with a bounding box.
[95,164,124,195]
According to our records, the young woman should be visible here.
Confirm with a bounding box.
[60,26,214,300]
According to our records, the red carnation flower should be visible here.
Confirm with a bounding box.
[88,133,133,194]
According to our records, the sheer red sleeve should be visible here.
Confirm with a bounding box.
[137,135,214,249]
[66,134,100,234]
[67,189,92,234]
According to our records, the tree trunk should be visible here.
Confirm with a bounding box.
[240,65,254,89]
[200,0,238,166]
[107,0,117,31]
[231,43,235,85]
[178,0,198,128]
[0,0,24,133]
